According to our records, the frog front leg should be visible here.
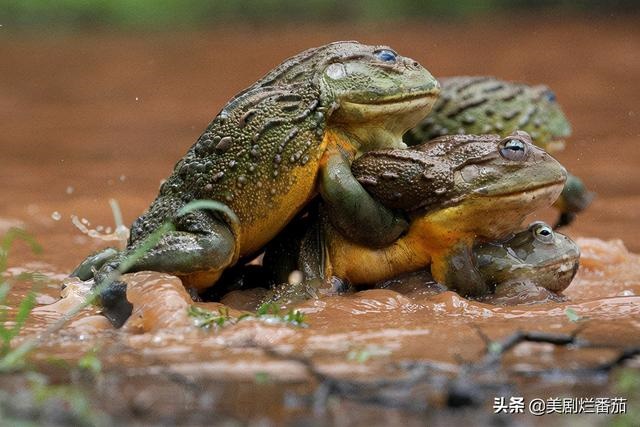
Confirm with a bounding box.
[92,208,237,327]
[70,247,120,281]
[319,148,409,248]
[553,173,594,228]
[431,241,488,297]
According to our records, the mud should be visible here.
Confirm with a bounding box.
[1,15,639,426]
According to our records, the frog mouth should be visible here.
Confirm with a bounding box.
[475,180,566,199]
[345,90,439,108]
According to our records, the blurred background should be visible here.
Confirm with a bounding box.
[1,0,639,269]
[2,0,639,29]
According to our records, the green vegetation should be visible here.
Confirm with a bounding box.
[1,0,638,31]
[187,305,232,329]
[0,228,42,369]
[347,345,392,363]
[564,307,583,323]
[612,368,640,427]
[189,301,307,330]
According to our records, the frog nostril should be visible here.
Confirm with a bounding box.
[412,61,419,67]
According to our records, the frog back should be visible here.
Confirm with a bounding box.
[352,134,499,212]
[149,83,329,255]
[406,76,570,150]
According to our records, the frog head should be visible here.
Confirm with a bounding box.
[474,222,580,293]
[279,41,440,153]
[353,130,567,239]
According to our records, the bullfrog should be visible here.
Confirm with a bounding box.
[374,221,579,298]
[474,221,580,295]
[265,131,567,298]
[214,221,579,307]
[72,41,440,325]
[404,76,593,228]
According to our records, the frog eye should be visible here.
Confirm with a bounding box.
[543,90,557,103]
[375,49,397,63]
[499,137,528,161]
[531,223,555,244]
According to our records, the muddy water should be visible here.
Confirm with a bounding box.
[1,16,640,425]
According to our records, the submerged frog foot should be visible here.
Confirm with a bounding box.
[100,281,133,328]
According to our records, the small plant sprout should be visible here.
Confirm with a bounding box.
[188,301,307,330]
[347,345,392,364]
[565,307,582,323]
[187,306,231,329]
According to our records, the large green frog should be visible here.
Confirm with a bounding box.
[72,41,440,325]
[265,131,567,298]
[404,76,592,227]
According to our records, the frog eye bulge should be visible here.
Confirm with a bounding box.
[543,90,557,103]
[499,138,528,161]
[532,224,555,244]
[375,49,397,63]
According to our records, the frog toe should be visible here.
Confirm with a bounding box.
[99,281,133,328]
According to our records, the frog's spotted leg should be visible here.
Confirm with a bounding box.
[431,241,488,297]
[553,173,594,228]
[319,148,409,248]
[91,205,239,327]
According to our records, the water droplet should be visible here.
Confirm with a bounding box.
[135,97,139,101]
[65,186,74,194]
[119,175,126,182]
[51,211,61,221]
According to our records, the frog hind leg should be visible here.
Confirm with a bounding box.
[93,207,238,327]
[260,212,348,307]
[319,148,409,248]
[553,173,594,229]
[432,242,488,297]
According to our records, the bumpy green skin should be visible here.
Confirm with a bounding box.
[73,41,439,326]
[404,76,592,227]
[405,76,571,146]
[474,222,580,293]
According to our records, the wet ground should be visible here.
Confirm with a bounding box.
[1,15,640,426]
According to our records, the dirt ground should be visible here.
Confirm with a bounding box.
[1,13,639,426]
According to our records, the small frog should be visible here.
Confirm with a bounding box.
[264,131,567,298]
[374,221,579,298]
[474,221,580,295]
[404,76,593,228]
[72,41,440,326]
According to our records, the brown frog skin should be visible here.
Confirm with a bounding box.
[71,41,440,326]
[279,131,567,297]
[404,76,593,228]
